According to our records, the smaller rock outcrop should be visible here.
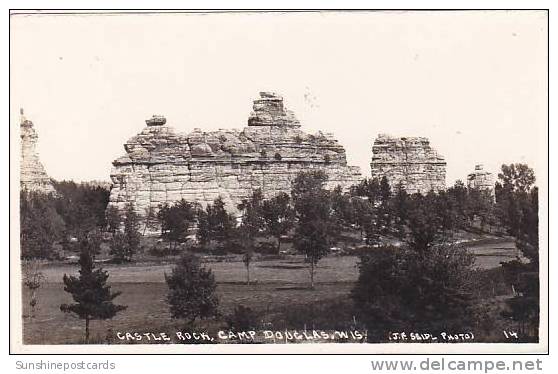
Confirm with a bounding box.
[467,164,494,191]
[20,109,55,194]
[370,134,446,194]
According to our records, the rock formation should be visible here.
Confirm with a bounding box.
[370,134,446,194]
[108,92,362,218]
[20,109,55,194]
[467,164,494,191]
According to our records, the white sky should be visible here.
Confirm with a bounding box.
[10,11,548,185]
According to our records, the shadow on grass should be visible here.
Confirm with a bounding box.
[274,286,313,291]
[257,264,308,270]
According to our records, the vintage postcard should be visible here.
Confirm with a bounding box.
[9,10,548,354]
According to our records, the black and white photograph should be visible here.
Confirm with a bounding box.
[9,9,548,354]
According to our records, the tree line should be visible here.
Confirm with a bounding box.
[20,180,109,259]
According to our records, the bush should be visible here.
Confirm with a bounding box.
[212,238,245,255]
[271,299,357,332]
[226,305,259,331]
[255,242,278,255]
[351,244,477,342]
[188,244,211,254]
[148,242,182,257]
[210,245,228,256]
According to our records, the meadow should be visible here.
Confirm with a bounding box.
[21,237,519,345]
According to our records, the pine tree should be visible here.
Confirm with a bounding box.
[363,207,381,247]
[105,205,121,234]
[123,203,141,259]
[210,196,236,243]
[378,176,392,234]
[392,182,409,240]
[157,199,197,251]
[108,204,141,262]
[446,180,469,229]
[60,246,127,343]
[165,254,219,327]
[405,192,445,254]
[196,197,236,248]
[330,185,355,232]
[350,197,371,241]
[196,208,211,245]
[75,230,102,256]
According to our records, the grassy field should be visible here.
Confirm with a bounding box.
[21,238,519,345]
[23,255,356,345]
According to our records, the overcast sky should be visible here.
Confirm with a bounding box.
[10,11,548,185]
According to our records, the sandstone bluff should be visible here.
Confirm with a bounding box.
[108,92,362,217]
[370,134,446,194]
[20,110,55,194]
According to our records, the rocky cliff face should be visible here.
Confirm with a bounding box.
[370,134,446,194]
[467,164,494,191]
[20,110,55,194]
[108,92,362,217]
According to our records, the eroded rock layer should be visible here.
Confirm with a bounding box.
[370,134,446,194]
[20,110,55,194]
[108,92,362,217]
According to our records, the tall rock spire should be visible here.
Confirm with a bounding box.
[20,109,56,194]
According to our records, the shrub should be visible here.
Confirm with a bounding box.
[213,238,245,255]
[351,244,477,342]
[271,299,356,332]
[226,305,259,331]
[148,242,181,257]
[255,242,278,255]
